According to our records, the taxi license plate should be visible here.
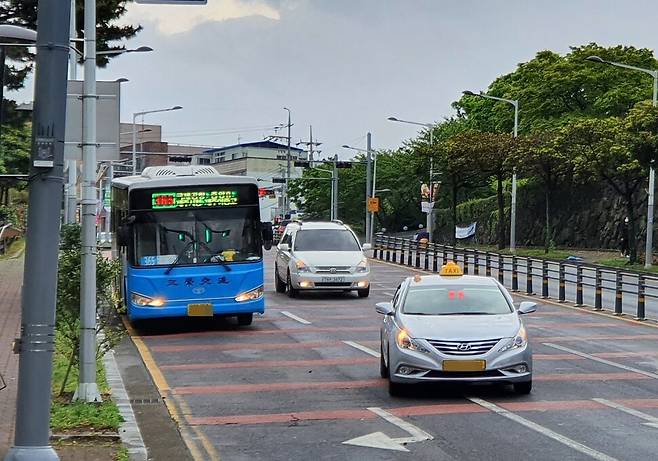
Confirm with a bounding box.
[321,276,345,283]
[442,360,486,372]
[187,303,213,317]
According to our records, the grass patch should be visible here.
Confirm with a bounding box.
[458,243,573,261]
[0,237,24,260]
[50,334,123,433]
[594,257,658,273]
[115,446,129,461]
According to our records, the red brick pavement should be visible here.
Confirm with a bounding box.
[0,257,24,457]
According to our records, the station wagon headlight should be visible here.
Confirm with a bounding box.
[396,329,430,353]
[355,257,369,273]
[296,260,311,273]
[235,286,264,302]
[131,292,166,307]
[499,325,528,353]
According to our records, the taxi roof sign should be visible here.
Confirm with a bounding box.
[440,261,463,276]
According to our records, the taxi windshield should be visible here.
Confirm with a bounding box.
[403,284,513,315]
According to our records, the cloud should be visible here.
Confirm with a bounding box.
[125,0,281,35]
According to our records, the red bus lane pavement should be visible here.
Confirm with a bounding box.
[124,251,658,461]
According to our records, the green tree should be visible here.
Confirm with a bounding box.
[455,43,658,133]
[558,117,644,262]
[513,132,574,253]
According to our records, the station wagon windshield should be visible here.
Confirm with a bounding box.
[294,229,360,251]
[403,284,513,315]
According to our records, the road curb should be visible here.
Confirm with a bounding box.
[104,349,148,461]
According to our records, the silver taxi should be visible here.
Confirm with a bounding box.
[377,262,536,396]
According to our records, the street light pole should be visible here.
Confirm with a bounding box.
[4,8,66,461]
[462,91,519,252]
[365,132,372,243]
[586,56,658,268]
[131,106,182,174]
[387,116,436,241]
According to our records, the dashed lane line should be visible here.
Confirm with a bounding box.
[280,311,312,325]
[343,340,381,358]
[544,343,658,380]
[593,398,658,428]
[468,397,619,461]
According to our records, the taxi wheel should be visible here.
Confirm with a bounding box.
[237,313,253,326]
[357,286,370,298]
[274,266,286,293]
[287,272,298,298]
[379,345,388,378]
[387,353,404,396]
[513,380,532,395]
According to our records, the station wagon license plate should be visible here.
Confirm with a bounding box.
[442,360,486,372]
[321,276,345,283]
[187,303,213,317]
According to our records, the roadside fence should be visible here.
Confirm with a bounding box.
[373,234,658,321]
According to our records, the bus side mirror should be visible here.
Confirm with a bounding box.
[262,222,273,250]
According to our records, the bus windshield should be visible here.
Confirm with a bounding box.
[132,207,262,267]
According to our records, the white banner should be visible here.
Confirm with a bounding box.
[455,222,477,239]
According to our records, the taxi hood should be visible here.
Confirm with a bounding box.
[400,313,521,341]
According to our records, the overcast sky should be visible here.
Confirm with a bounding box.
[12,0,658,158]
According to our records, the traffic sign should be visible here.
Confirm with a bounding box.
[367,197,380,212]
[272,177,286,184]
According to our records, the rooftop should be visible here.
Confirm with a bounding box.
[203,140,304,154]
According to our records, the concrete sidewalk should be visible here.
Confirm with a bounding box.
[0,257,24,457]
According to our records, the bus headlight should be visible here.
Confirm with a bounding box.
[131,293,166,307]
[235,286,264,302]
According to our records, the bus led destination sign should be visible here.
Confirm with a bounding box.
[152,190,239,209]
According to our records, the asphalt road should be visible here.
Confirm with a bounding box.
[128,250,658,461]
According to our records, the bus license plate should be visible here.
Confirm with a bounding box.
[442,360,486,372]
[321,276,345,283]
[187,303,213,317]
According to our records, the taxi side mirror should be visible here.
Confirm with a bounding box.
[375,302,394,316]
[517,301,537,315]
[362,243,372,251]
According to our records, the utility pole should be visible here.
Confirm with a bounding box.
[4,1,71,460]
[74,0,101,403]
[284,107,291,217]
[296,125,322,167]
[365,133,372,243]
[65,0,77,224]
[332,155,339,221]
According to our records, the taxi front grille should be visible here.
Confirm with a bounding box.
[427,339,501,356]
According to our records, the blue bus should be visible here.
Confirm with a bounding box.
[111,166,273,325]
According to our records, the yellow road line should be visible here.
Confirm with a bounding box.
[369,257,658,330]
[122,316,221,461]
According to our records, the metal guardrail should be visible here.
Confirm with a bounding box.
[373,234,658,321]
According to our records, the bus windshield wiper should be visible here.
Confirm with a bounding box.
[164,240,195,275]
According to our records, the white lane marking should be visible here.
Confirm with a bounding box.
[544,343,658,379]
[383,292,395,297]
[367,407,433,443]
[343,407,433,452]
[343,340,381,358]
[593,398,658,429]
[468,397,618,461]
[280,311,311,325]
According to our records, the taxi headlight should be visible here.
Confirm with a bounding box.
[235,286,264,302]
[295,260,311,273]
[499,325,528,353]
[396,329,430,354]
[131,292,166,307]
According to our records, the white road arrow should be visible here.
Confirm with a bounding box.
[342,407,433,452]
